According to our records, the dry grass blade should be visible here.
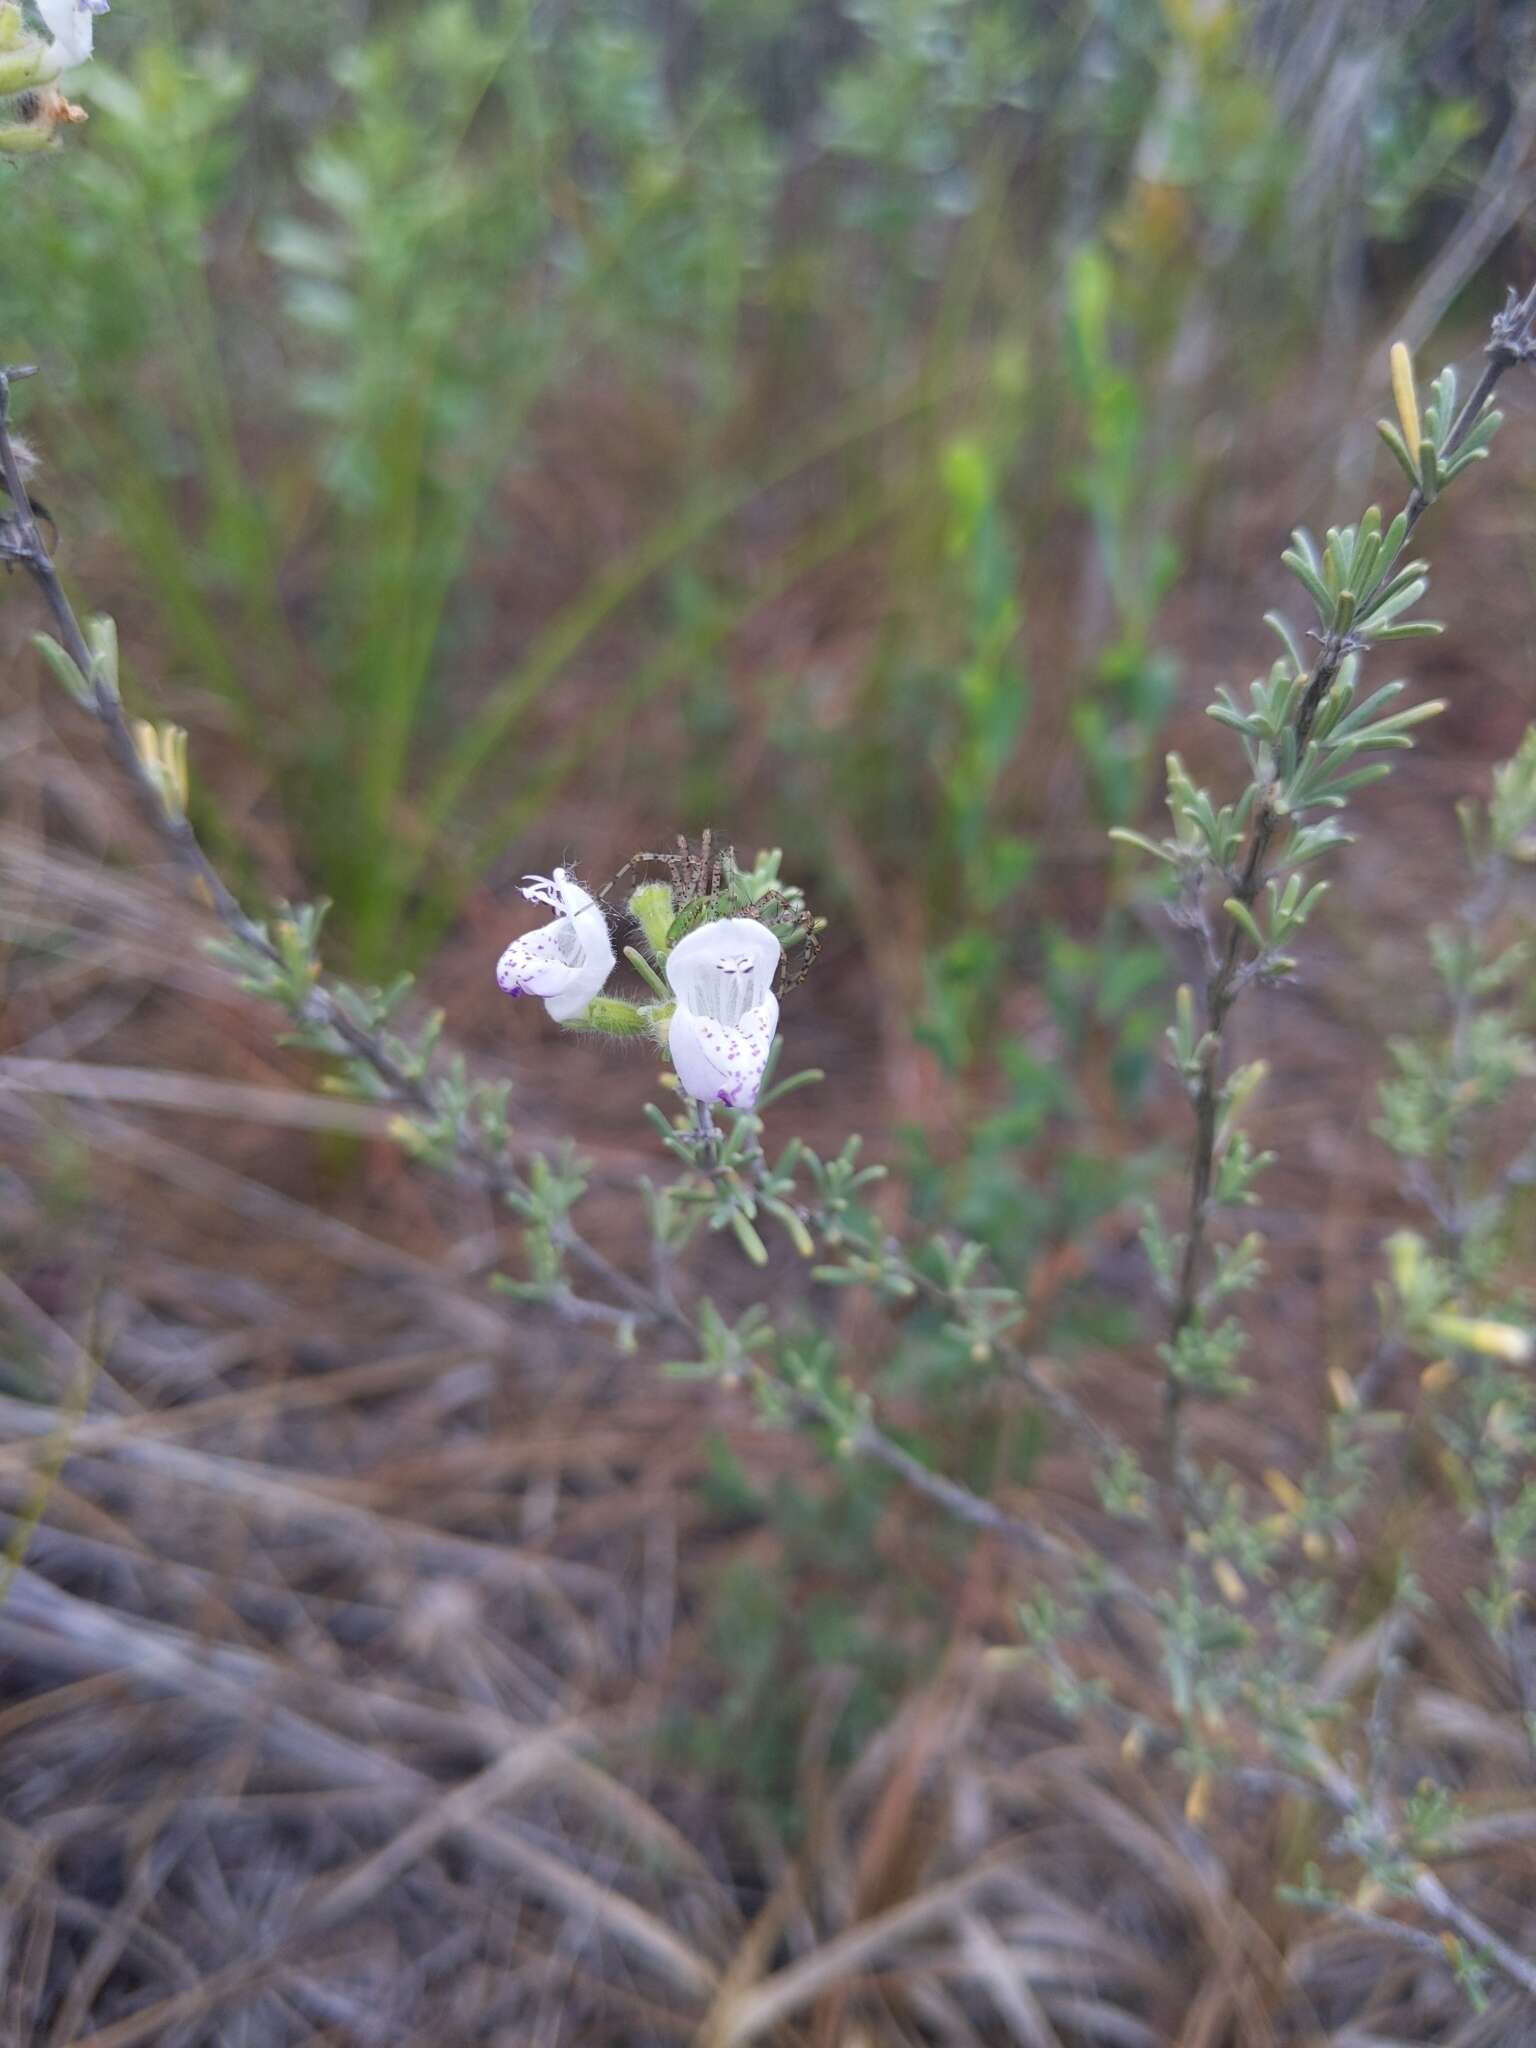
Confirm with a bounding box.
[0,1391,609,1597]
[0,1567,720,2006]
[0,1093,507,1330]
[43,1788,187,2047]
[955,1913,1065,2047]
[0,1056,401,1137]
[704,1862,1012,2046]
[307,1743,613,1927]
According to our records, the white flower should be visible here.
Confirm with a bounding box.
[495,869,615,1023]
[38,0,108,70]
[665,917,781,1110]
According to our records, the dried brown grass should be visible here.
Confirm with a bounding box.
[2,400,1536,2046]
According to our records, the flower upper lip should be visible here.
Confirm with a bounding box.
[665,917,780,1018]
[494,867,615,1023]
[664,917,783,1110]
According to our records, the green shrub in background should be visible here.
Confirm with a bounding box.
[7,0,1526,976]
[12,0,1536,2012]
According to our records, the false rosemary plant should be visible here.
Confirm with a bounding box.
[10,36,1536,2003]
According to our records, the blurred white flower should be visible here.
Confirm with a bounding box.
[665,917,781,1110]
[38,0,108,70]
[495,869,615,1023]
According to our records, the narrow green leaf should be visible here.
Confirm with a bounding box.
[32,634,92,706]
[1376,419,1421,490]
[730,1211,770,1266]
[623,945,672,1001]
[1224,897,1267,950]
[1263,611,1307,676]
[1370,620,1445,642]
[1282,550,1332,619]
[762,1196,814,1257]
[756,1066,826,1107]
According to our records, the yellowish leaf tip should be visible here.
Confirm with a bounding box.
[1327,1366,1359,1413]
[1263,1468,1303,1514]
[1213,1559,1247,1605]
[1390,340,1422,456]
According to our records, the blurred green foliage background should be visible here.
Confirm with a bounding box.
[8,0,1532,1314]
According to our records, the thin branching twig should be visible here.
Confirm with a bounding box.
[1165,283,1536,1474]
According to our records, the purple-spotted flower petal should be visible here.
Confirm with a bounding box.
[495,868,614,1024]
[38,0,107,70]
[664,917,781,1110]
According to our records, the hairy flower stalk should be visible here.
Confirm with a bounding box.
[665,916,781,1110]
[495,869,615,1023]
